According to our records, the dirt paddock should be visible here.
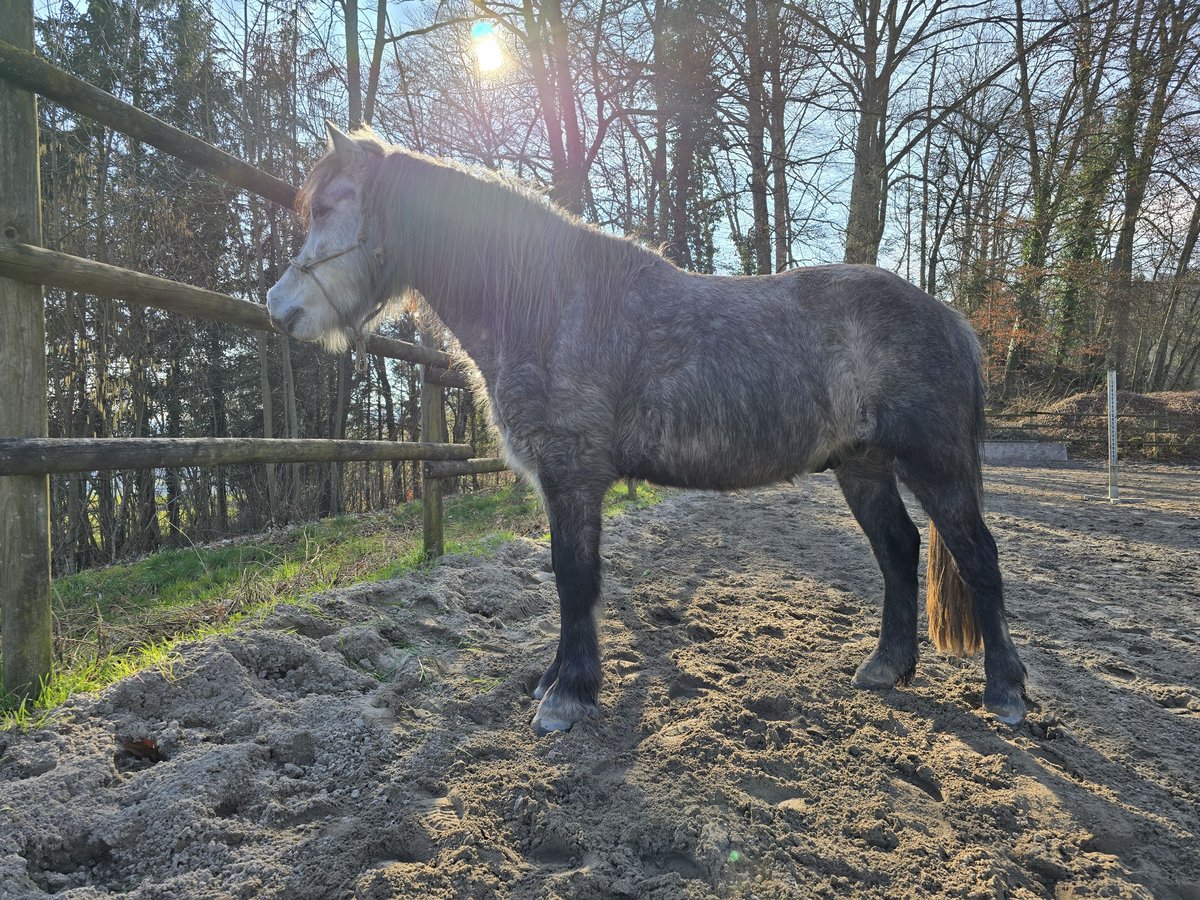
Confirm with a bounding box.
[2,462,1198,898]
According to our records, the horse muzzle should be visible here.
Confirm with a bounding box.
[269,304,305,337]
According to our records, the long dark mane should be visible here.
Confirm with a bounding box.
[298,132,662,342]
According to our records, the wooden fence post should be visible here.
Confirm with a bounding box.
[420,328,446,558]
[0,1,52,700]
[1106,369,1119,502]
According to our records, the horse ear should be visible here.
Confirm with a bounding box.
[325,119,359,156]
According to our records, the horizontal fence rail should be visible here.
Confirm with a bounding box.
[0,240,471,389]
[988,411,1200,421]
[0,438,476,476]
[986,409,1200,458]
[0,38,297,208]
[424,458,513,479]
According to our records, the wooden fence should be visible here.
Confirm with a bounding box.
[987,411,1200,460]
[0,10,507,699]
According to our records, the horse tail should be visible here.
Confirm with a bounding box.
[925,522,982,655]
[925,336,986,657]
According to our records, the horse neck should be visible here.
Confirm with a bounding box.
[375,153,659,377]
[393,179,579,372]
[406,263,528,381]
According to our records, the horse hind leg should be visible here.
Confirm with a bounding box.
[899,458,1027,724]
[835,454,921,690]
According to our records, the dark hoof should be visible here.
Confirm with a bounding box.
[851,650,916,690]
[531,686,597,736]
[985,685,1027,725]
[532,715,574,737]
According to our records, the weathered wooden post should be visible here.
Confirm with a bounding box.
[420,327,446,558]
[0,1,53,699]
[1107,369,1119,502]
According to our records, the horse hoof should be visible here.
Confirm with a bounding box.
[531,689,597,736]
[984,680,1027,724]
[985,695,1027,725]
[851,669,894,690]
[851,652,913,690]
[532,714,574,736]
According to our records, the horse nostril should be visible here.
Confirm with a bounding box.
[272,307,304,335]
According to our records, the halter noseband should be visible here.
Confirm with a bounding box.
[289,239,364,276]
[288,238,366,313]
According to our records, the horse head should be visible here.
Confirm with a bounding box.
[267,121,386,350]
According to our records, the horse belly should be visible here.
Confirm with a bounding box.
[621,403,827,491]
[627,457,806,491]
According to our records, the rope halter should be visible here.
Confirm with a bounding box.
[287,238,365,309]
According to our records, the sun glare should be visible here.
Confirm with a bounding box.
[471,21,504,73]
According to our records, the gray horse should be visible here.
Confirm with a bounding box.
[267,123,1027,735]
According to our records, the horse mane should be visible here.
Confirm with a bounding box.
[298,131,664,343]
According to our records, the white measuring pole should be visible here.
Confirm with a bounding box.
[1107,369,1119,502]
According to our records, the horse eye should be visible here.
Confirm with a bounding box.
[312,204,332,220]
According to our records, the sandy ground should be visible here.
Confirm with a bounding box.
[2,462,1198,899]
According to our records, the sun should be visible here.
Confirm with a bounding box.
[470,22,504,74]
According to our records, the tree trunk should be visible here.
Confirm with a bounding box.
[327,353,352,516]
[208,328,230,532]
[844,74,888,265]
[1147,193,1200,390]
[363,0,388,125]
[521,0,584,214]
[766,3,789,273]
[342,0,362,128]
[744,0,772,274]
[258,333,278,523]
[165,353,182,544]
[648,0,668,247]
[1103,0,1195,373]
[546,0,586,214]
[372,353,401,503]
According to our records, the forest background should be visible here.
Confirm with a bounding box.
[28,0,1200,573]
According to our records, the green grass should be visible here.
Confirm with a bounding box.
[1,480,665,728]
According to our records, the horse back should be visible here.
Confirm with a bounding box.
[609,263,983,489]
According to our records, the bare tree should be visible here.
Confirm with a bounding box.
[1104,0,1200,372]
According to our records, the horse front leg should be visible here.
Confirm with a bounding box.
[531,481,605,735]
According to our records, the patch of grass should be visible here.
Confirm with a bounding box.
[603,480,665,515]
[2,636,184,731]
[1,480,665,727]
[469,675,505,693]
